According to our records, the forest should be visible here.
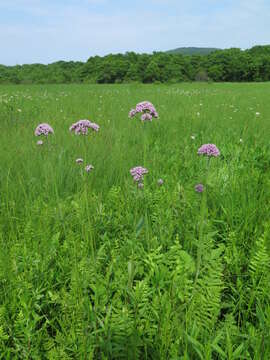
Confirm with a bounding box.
[1,45,270,84]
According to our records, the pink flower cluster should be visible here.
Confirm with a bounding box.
[195,144,221,192]
[130,166,148,187]
[129,109,136,118]
[35,123,54,136]
[195,184,204,193]
[69,120,100,135]
[129,101,158,122]
[198,144,220,157]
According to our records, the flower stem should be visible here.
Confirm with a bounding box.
[195,157,210,282]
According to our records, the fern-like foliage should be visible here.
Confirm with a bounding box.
[248,235,270,309]
[188,242,225,333]
[249,236,270,279]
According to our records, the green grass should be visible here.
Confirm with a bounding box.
[1,83,270,359]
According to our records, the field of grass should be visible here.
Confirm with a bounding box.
[1,82,270,359]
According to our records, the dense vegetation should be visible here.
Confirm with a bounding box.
[1,82,270,358]
[1,45,270,84]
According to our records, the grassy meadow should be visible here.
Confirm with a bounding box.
[1,82,270,359]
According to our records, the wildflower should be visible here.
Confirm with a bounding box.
[195,184,204,193]
[37,140,43,145]
[136,101,158,117]
[138,182,144,189]
[130,166,148,183]
[141,113,152,122]
[191,135,195,140]
[89,122,100,132]
[198,144,220,157]
[69,120,100,135]
[129,109,136,118]
[35,123,54,136]
[85,164,94,172]
[239,138,243,143]
[157,178,164,186]
[129,101,158,120]
[76,158,83,164]
[256,112,260,116]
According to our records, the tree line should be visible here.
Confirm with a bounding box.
[1,45,270,84]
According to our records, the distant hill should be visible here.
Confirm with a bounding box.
[166,47,221,55]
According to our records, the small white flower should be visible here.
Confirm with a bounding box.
[85,164,94,172]
[191,135,195,140]
[256,112,260,116]
[240,138,243,143]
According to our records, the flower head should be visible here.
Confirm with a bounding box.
[198,144,220,157]
[157,178,164,186]
[138,182,144,189]
[35,123,54,137]
[141,113,153,122]
[195,184,204,193]
[89,122,100,132]
[129,109,136,118]
[85,164,94,172]
[130,166,148,183]
[37,140,43,145]
[76,158,83,164]
[69,119,100,135]
[129,101,158,120]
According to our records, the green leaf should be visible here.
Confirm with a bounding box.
[135,216,144,237]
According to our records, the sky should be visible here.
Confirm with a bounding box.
[0,0,270,65]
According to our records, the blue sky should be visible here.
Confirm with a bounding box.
[1,0,270,65]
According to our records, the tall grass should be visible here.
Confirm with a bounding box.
[1,83,270,358]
